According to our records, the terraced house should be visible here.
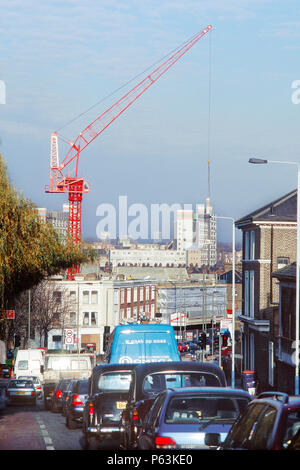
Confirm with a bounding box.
[235,189,297,392]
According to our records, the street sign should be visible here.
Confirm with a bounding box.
[64,329,74,345]
[3,310,15,319]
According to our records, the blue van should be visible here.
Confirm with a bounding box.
[105,324,180,364]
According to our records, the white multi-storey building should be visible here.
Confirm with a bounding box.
[174,199,217,267]
[32,278,157,354]
[109,248,186,268]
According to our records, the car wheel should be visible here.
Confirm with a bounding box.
[86,435,99,450]
[52,401,58,413]
[66,415,77,430]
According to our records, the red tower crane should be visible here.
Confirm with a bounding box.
[45,25,212,280]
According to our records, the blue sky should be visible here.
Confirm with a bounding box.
[1,0,300,243]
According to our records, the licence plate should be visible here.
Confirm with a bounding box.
[116,401,127,409]
[15,391,26,395]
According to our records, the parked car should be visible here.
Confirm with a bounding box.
[177,343,188,353]
[61,379,78,417]
[2,366,10,378]
[51,378,73,413]
[121,361,226,449]
[138,387,251,450]
[82,364,135,450]
[44,381,57,411]
[65,379,89,429]
[5,379,37,406]
[184,341,199,353]
[18,376,43,399]
[219,392,300,450]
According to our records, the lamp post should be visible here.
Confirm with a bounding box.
[249,158,300,395]
[216,216,236,388]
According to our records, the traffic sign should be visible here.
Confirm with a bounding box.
[3,310,15,319]
[65,329,74,345]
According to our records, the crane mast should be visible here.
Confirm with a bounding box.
[46,25,212,280]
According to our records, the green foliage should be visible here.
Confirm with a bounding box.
[0,153,89,312]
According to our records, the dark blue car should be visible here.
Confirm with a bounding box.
[138,387,252,450]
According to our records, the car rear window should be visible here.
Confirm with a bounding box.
[9,380,33,388]
[97,372,132,392]
[165,395,250,424]
[142,372,222,396]
[78,381,88,394]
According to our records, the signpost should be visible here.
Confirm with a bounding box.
[64,329,74,346]
[3,310,15,319]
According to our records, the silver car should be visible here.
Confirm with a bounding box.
[18,376,43,399]
[138,387,252,450]
[6,379,37,406]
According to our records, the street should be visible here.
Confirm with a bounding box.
[0,388,83,450]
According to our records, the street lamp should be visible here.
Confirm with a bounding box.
[249,157,300,395]
[216,216,236,388]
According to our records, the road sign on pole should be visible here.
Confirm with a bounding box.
[65,329,74,345]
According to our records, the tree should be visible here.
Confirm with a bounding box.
[0,153,93,341]
[13,280,75,348]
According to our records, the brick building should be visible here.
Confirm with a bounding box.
[235,189,297,391]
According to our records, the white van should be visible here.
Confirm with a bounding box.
[14,349,45,383]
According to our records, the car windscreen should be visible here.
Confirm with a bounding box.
[165,395,250,424]
[19,376,39,384]
[17,360,28,370]
[97,372,132,392]
[142,372,223,397]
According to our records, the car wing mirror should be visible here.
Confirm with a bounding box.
[204,433,221,447]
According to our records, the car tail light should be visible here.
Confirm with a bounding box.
[89,402,94,416]
[155,436,177,449]
[132,408,139,421]
[72,394,83,406]
[36,386,41,390]
[31,390,36,396]
[6,390,10,397]
[55,390,62,399]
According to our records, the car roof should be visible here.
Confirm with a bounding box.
[163,387,252,398]
[133,361,225,375]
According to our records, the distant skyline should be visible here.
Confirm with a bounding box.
[1,1,300,244]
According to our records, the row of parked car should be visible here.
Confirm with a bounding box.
[44,360,300,451]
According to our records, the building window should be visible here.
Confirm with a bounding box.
[70,291,76,304]
[151,286,156,300]
[140,287,144,302]
[126,307,131,318]
[53,291,62,305]
[249,270,255,317]
[91,312,97,326]
[133,287,138,302]
[146,287,150,301]
[91,291,98,304]
[83,291,89,304]
[69,312,76,325]
[244,231,249,260]
[120,289,125,304]
[250,230,255,260]
[244,270,249,316]
[127,288,131,303]
[277,257,290,270]
[244,270,255,317]
[83,312,98,326]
